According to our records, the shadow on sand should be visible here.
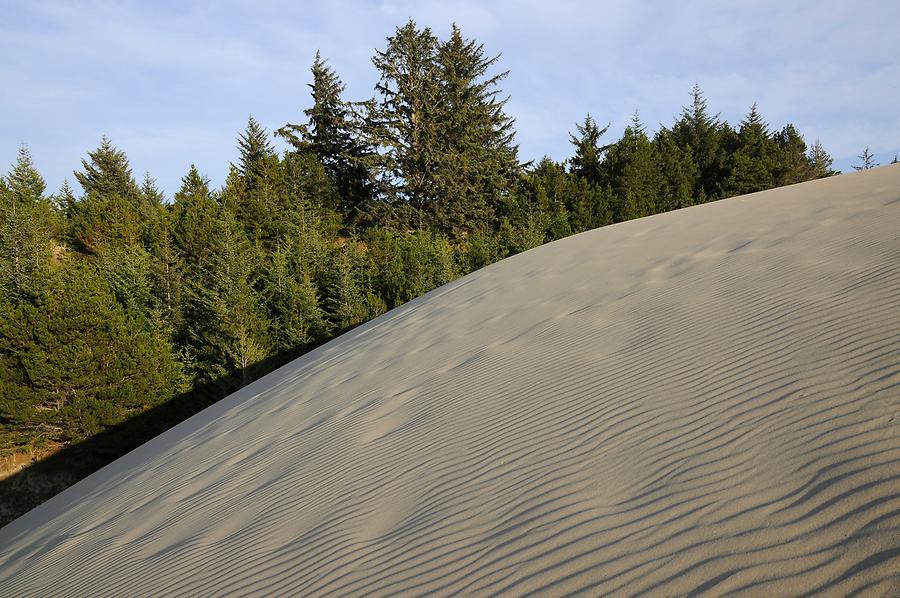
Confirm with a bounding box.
[0,345,311,527]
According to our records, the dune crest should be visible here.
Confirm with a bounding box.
[1,168,899,596]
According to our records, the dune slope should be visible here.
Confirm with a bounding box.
[1,168,900,596]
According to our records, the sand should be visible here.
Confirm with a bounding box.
[1,167,899,596]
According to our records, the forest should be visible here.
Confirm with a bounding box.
[0,20,853,517]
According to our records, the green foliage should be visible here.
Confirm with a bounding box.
[0,149,54,300]
[278,52,374,224]
[569,114,610,184]
[262,240,325,353]
[74,137,141,204]
[369,21,518,238]
[0,262,182,444]
[604,121,661,221]
[324,240,386,331]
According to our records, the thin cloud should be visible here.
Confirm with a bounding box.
[2,0,897,195]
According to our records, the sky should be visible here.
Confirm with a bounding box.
[2,0,898,197]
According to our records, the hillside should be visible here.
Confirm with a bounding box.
[1,167,898,596]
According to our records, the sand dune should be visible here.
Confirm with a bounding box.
[1,167,899,596]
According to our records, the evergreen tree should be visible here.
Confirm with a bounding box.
[369,21,519,237]
[604,119,661,221]
[74,136,141,203]
[719,103,777,196]
[278,52,373,223]
[773,124,812,186]
[325,241,385,331]
[672,84,723,201]
[237,116,275,179]
[429,24,519,237]
[231,118,281,242]
[0,262,182,444]
[52,180,77,219]
[368,19,441,217]
[0,149,53,299]
[7,145,46,203]
[262,240,325,353]
[569,114,610,184]
[654,127,698,211]
[852,146,878,170]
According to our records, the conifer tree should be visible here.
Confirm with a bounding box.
[238,116,275,179]
[852,146,878,170]
[0,261,182,444]
[773,124,811,186]
[7,145,46,203]
[654,127,698,211]
[569,114,610,184]
[74,136,141,203]
[672,84,723,201]
[604,118,661,221]
[262,240,325,353]
[0,148,53,299]
[719,103,777,196]
[369,21,519,237]
[429,24,519,237]
[278,52,373,223]
[53,180,77,219]
[231,117,281,242]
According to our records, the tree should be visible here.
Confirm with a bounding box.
[0,262,182,444]
[604,118,661,221]
[569,114,610,184]
[262,240,325,353]
[852,146,878,170]
[237,116,275,179]
[74,136,141,204]
[672,84,723,201]
[773,124,811,186]
[324,241,385,331]
[429,24,519,237]
[0,148,53,299]
[369,21,519,237]
[278,52,374,223]
[6,145,46,204]
[719,103,777,196]
[369,19,441,215]
[654,127,698,211]
[230,117,282,242]
[808,140,838,178]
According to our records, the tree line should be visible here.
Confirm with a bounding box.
[1,20,844,469]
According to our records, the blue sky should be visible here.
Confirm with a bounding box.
[2,0,898,197]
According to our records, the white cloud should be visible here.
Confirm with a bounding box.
[2,0,897,193]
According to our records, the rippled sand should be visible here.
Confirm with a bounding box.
[1,167,899,596]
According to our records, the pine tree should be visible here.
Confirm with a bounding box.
[0,261,182,444]
[569,114,610,184]
[773,124,811,185]
[654,127,698,211]
[0,149,52,299]
[74,136,141,203]
[262,240,325,353]
[719,103,777,196]
[278,52,373,222]
[604,119,661,221]
[429,24,519,237]
[369,19,441,217]
[7,145,46,203]
[52,180,77,219]
[852,146,878,170]
[237,116,275,179]
[672,84,722,201]
[232,117,281,241]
